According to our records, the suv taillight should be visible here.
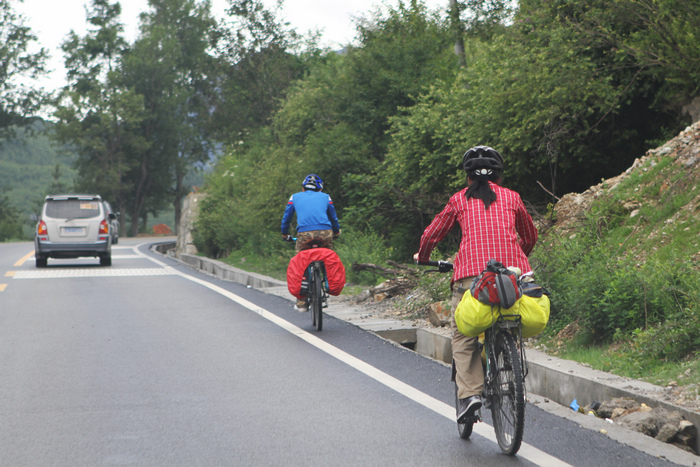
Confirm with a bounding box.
[99,219,110,235]
[37,220,47,236]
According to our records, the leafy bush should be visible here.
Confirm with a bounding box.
[0,195,25,241]
[192,191,240,258]
[533,216,700,347]
[335,226,394,285]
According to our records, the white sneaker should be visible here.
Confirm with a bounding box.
[294,304,308,312]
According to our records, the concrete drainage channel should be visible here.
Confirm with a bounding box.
[374,328,452,365]
[154,242,699,463]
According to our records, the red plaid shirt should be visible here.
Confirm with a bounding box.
[417,182,538,281]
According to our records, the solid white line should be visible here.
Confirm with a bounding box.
[135,244,572,467]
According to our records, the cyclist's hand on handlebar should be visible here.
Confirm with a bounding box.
[414,255,454,272]
[282,234,292,242]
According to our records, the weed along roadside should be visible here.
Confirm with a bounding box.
[153,241,699,463]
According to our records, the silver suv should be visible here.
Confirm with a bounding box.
[34,194,114,267]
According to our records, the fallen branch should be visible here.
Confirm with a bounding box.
[352,261,416,278]
[370,277,417,298]
[537,181,561,202]
[386,260,418,275]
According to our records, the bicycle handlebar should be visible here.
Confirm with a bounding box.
[416,260,454,273]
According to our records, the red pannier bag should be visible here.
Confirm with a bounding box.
[287,248,346,299]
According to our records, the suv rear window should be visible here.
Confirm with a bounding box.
[45,199,101,219]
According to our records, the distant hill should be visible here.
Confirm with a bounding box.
[0,120,78,234]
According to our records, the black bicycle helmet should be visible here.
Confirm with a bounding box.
[462,146,504,173]
[302,174,324,191]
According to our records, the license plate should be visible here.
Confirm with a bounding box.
[62,227,85,235]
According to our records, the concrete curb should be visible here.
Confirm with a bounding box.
[154,243,699,464]
[178,253,287,289]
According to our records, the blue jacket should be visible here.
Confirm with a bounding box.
[281,190,340,235]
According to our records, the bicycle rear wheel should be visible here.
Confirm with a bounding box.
[310,267,323,331]
[490,330,525,455]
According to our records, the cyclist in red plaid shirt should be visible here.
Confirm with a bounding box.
[414,146,538,423]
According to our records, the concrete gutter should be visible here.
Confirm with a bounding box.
[154,243,699,465]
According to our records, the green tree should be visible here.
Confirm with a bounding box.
[273,1,457,213]
[374,0,687,259]
[343,1,456,157]
[195,0,692,265]
[211,0,307,144]
[54,0,146,236]
[561,0,700,112]
[47,164,69,194]
[0,0,48,130]
[122,0,218,235]
[197,1,457,258]
[509,0,686,193]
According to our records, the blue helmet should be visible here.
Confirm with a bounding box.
[302,174,323,191]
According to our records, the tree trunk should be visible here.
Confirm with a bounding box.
[130,154,149,237]
[173,163,186,236]
[450,0,466,67]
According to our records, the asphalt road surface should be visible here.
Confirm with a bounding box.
[0,239,680,466]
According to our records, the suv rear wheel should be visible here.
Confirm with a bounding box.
[35,255,48,268]
[99,253,112,266]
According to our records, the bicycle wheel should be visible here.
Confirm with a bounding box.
[454,382,474,439]
[308,267,317,327]
[310,267,323,331]
[490,330,525,455]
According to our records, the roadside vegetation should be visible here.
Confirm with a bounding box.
[1,0,699,388]
[205,226,395,286]
[530,130,700,390]
[189,0,700,388]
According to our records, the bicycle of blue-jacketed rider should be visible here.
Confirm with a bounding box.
[418,260,527,456]
[306,259,328,331]
[287,237,328,331]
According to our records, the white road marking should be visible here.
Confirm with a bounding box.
[14,268,178,279]
[107,254,145,259]
[129,244,572,467]
[10,243,572,465]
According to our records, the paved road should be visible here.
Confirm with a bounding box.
[0,239,679,466]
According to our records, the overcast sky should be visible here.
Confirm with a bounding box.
[14,0,447,92]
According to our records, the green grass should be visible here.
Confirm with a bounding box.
[535,334,700,391]
[220,249,290,281]
[340,284,366,296]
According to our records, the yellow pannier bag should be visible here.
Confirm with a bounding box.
[511,294,550,338]
[455,293,515,337]
[455,292,550,338]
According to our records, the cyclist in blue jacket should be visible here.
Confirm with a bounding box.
[282,174,341,311]
[281,173,341,249]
